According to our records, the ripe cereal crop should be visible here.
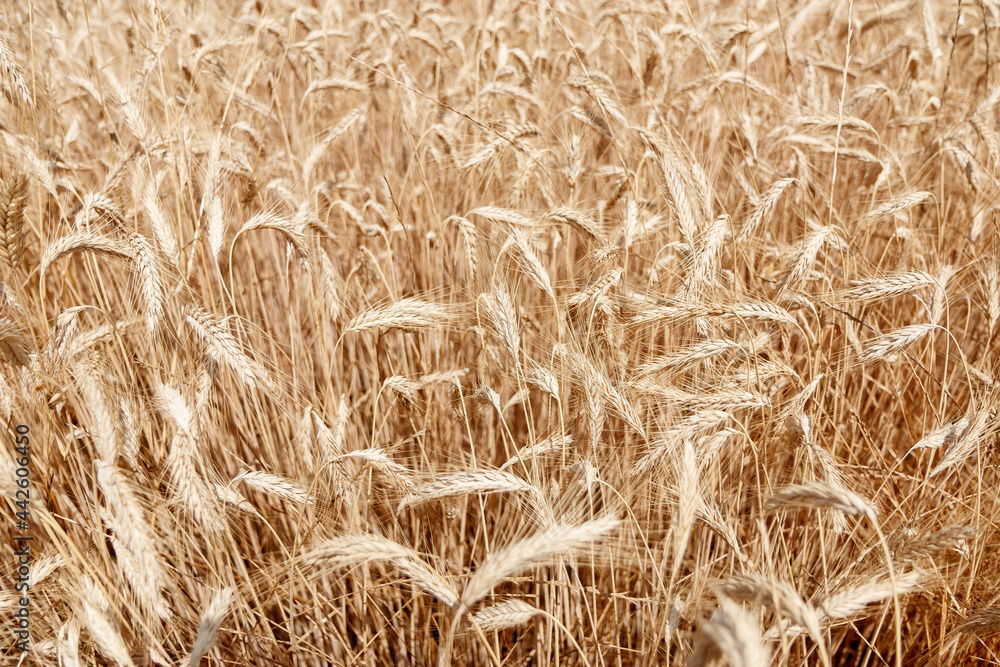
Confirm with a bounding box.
[0,1,999,665]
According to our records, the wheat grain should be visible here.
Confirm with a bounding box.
[126,234,165,333]
[500,433,571,471]
[501,229,554,299]
[0,36,31,108]
[58,619,82,667]
[895,526,975,561]
[239,211,310,265]
[956,608,1000,636]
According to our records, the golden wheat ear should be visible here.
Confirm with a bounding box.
[0,173,28,272]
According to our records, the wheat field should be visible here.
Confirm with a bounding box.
[0,0,999,665]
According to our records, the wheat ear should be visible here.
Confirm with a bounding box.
[189,587,233,666]
[303,534,458,607]
[0,173,28,271]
